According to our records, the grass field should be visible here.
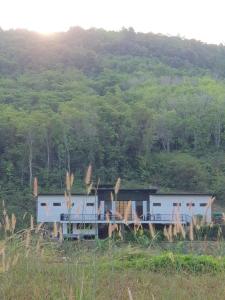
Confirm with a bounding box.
[1,236,225,300]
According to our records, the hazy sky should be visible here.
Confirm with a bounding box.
[0,0,225,44]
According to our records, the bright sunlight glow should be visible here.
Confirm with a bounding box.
[1,0,225,44]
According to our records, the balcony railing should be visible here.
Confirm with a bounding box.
[60,213,192,223]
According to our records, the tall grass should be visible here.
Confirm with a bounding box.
[0,172,225,299]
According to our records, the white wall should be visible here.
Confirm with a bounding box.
[149,195,212,223]
[37,195,97,223]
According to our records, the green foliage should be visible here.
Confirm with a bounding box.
[112,252,224,273]
[1,28,225,213]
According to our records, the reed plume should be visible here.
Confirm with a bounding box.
[114,177,121,195]
[33,177,38,197]
[85,164,92,185]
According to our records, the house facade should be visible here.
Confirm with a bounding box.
[37,186,213,239]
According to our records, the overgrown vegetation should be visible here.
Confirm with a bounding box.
[0,183,224,299]
[2,230,225,299]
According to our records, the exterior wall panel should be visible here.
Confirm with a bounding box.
[149,195,212,223]
[37,195,97,223]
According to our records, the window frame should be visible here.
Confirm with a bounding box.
[53,202,61,207]
[173,203,181,207]
[153,203,161,207]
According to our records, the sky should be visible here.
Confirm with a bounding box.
[0,0,225,44]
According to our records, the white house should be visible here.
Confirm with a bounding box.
[37,187,213,239]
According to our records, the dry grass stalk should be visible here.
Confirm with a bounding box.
[163,226,170,241]
[110,192,114,202]
[174,207,186,239]
[66,172,74,192]
[108,223,118,238]
[33,177,38,197]
[128,287,134,300]
[203,197,215,224]
[189,221,194,241]
[30,215,34,230]
[76,204,81,216]
[115,210,123,220]
[66,171,71,191]
[118,225,123,239]
[36,238,41,254]
[168,224,173,242]
[149,223,156,239]
[217,226,222,240]
[59,225,63,242]
[85,164,92,185]
[97,202,103,216]
[134,212,141,227]
[1,247,5,272]
[70,173,74,187]
[4,214,10,232]
[12,253,19,267]
[35,222,43,233]
[124,200,131,224]
[192,215,197,227]
[134,223,142,234]
[222,213,225,223]
[106,211,110,223]
[68,286,75,300]
[53,222,58,238]
[25,230,31,248]
[3,208,7,217]
[173,224,177,237]
[114,177,121,195]
[87,181,93,195]
[11,213,16,233]
[178,223,186,239]
[65,191,72,209]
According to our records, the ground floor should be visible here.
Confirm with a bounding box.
[61,221,191,239]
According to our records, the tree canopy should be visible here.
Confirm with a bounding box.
[1,27,225,213]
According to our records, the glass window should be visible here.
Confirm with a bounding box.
[40,203,46,206]
[200,203,207,207]
[153,203,161,206]
[173,203,181,207]
[53,202,61,206]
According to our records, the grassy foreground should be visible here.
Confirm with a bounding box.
[1,237,225,300]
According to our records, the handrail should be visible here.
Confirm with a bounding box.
[60,213,192,223]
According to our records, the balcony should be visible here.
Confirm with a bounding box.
[60,213,192,224]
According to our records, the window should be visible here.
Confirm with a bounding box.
[153,203,161,206]
[40,203,46,206]
[53,202,61,206]
[87,203,94,207]
[173,203,181,207]
[200,203,207,207]
[186,203,195,207]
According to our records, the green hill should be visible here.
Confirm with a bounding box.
[1,27,225,213]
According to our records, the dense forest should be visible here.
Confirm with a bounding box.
[1,27,225,214]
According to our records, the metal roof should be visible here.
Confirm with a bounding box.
[152,193,213,196]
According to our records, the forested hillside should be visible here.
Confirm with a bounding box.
[1,27,225,213]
